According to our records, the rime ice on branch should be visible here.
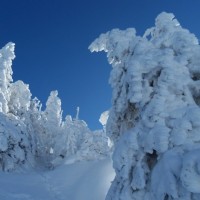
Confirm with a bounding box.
[90,12,200,200]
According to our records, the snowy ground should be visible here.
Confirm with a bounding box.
[0,158,115,200]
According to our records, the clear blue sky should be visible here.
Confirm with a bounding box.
[0,0,200,130]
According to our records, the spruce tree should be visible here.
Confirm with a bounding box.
[90,12,200,200]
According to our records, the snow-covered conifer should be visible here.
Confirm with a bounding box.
[0,43,34,171]
[8,80,31,118]
[35,91,64,168]
[90,12,200,200]
[0,42,15,113]
[45,90,62,127]
[99,110,109,131]
[0,113,34,171]
[0,39,111,171]
[62,115,77,156]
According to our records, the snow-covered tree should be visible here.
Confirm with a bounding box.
[0,42,15,113]
[34,91,64,168]
[8,80,31,118]
[88,129,111,158]
[62,115,78,156]
[63,111,111,162]
[90,12,200,200]
[0,113,35,171]
[44,90,62,127]
[0,43,35,171]
[0,40,111,171]
[99,110,109,131]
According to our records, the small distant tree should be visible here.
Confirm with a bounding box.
[90,12,200,200]
[99,110,109,132]
[45,90,62,127]
[62,115,78,156]
[75,106,80,120]
[77,111,111,160]
[35,91,64,168]
[8,80,31,118]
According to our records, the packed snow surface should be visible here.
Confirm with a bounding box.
[0,158,115,200]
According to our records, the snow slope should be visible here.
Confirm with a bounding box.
[0,158,115,200]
